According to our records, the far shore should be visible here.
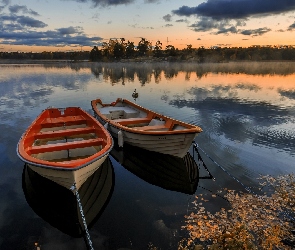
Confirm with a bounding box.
[1,58,295,65]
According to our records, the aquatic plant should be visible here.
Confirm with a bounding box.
[181,174,295,249]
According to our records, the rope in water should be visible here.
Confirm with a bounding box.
[71,183,94,250]
[193,141,295,222]
[193,141,254,194]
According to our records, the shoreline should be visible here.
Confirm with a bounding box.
[2,58,295,65]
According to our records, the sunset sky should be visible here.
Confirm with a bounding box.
[1,0,295,52]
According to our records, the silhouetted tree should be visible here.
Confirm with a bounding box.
[153,40,163,58]
[165,45,177,57]
[113,39,125,59]
[137,38,152,56]
[125,40,135,58]
[89,46,102,61]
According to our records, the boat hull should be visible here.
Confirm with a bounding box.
[28,154,108,190]
[104,120,196,158]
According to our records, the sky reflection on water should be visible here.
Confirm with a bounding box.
[0,62,295,249]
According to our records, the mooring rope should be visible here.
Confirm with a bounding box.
[193,141,295,223]
[71,183,94,250]
[193,141,254,194]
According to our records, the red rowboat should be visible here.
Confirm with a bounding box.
[17,107,113,190]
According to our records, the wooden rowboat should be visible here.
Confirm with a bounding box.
[91,98,202,158]
[17,107,113,190]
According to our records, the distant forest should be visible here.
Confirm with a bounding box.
[1,38,295,63]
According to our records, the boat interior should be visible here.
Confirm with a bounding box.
[96,101,189,132]
[29,108,106,162]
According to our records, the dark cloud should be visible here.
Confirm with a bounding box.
[0,0,9,10]
[215,26,238,34]
[189,16,270,36]
[189,17,221,32]
[287,22,295,30]
[0,14,46,28]
[9,4,39,16]
[163,14,172,22]
[165,24,173,27]
[0,29,103,47]
[175,19,187,23]
[240,27,271,36]
[74,0,134,7]
[1,0,10,5]
[144,0,159,3]
[0,3,103,47]
[173,0,295,20]
[16,15,47,28]
[9,5,27,13]
[57,26,83,35]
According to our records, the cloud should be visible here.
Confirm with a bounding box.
[175,19,188,23]
[189,17,236,32]
[0,14,47,28]
[165,24,173,27]
[189,17,221,32]
[16,15,47,28]
[188,16,270,36]
[240,27,271,36]
[9,4,39,16]
[74,0,135,7]
[287,22,295,30]
[0,3,103,48]
[215,26,238,35]
[163,14,172,22]
[0,0,9,10]
[0,28,103,47]
[144,0,159,3]
[57,26,83,35]
[172,0,295,20]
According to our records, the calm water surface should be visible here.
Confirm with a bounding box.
[1,61,295,249]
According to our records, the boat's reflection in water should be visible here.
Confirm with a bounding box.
[110,142,199,195]
[22,156,114,238]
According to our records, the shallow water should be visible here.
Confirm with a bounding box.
[1,61,295,249]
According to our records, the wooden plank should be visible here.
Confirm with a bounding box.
[35,127,96,139]
[112,117,151,125]
[133,125,168,131]
[165,119,174,130]
[41,115,86,127]
[30,138,104,154]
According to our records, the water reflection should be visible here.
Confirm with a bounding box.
[170,94,295,154]
[1,61,295,249]
[110,143,199,194]
[22,157,114,238]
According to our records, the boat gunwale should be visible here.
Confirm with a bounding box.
[17,107,114,170]
[91,98,202,135]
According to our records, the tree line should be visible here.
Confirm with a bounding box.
[89,38,295,62]
[1,37,295,62]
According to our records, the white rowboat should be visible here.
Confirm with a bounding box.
[91,98,202,158]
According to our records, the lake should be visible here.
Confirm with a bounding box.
[1,61,295,250]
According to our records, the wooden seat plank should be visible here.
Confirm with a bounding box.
[112,117,151,125]
[41,115,86,127]
[30,138,104,154]
[133,125,168,131]
[35,127,96,139]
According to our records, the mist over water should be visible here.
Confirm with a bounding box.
[0,61,295,249]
